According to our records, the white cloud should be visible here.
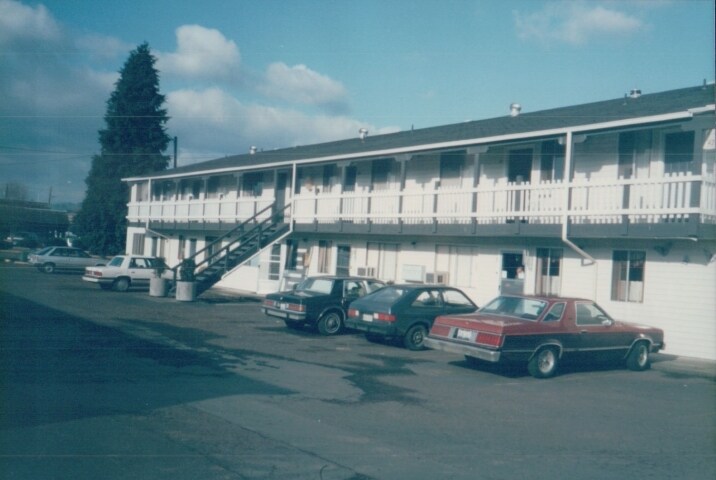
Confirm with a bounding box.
[158,25,240,78]
[514,1,643,45]
[259,62,348,112]
[166,87,393,165]
[0,0,61,44]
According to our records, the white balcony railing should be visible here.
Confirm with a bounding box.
[128,173,716,227]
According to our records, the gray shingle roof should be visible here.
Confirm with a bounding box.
[154,84,715,178]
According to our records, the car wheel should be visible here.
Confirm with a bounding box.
[403,324,428,351]
[42,263,55,274]
[284,320,302,330]
[528,346,559,378]
[626,341,651,371]
[317,311,343,335]
[113,277,130,292]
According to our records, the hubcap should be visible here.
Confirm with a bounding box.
[539,350,555,373]
[637,345,648,366]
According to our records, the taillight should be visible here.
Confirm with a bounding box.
[348,308,359,317]
[263,299,276,307]
[374,312,396,322]
[287,303,305,312]
[430,324,451,336]
[476,332,503,347]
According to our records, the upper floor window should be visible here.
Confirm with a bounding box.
[540,141,564,182]
[242,172,264,197]
[344,166,357,192]
[611,250,645,303]
[664,131,695,174]
[371,158,397,191]
[207,175,235,199]
[440,151,465,189]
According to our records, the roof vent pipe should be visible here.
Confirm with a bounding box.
[359,128,368,141]
[249,146,257,154]
[629,89,642,98]
[510,103,521,117]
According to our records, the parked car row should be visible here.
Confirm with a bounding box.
[263,275,666,378]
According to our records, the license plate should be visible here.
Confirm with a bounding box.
[456,328,474,341]
[280,303,288,310]
[362,314,373,322]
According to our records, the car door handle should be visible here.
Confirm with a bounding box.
[580,330,589,334]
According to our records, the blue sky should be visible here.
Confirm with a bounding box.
[0,0,713,203]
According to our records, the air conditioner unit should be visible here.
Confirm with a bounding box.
[426,272,449,284]
[357,266,376,277]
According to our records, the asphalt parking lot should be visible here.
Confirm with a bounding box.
[1,262,715,480]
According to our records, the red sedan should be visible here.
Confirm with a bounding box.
[424,295,665,378]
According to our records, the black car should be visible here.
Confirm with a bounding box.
[262,276,386,335]
[345,284,478,350]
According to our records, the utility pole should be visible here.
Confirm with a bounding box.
[173,136,178,169]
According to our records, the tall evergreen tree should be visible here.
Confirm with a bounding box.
[75,43,170,254]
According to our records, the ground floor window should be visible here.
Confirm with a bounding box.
[318,240,332,274]
[268,244,281,280]
[535,248,562,296]
[611,250,645,302]
[131,233,145,255]
[336,245,351,276]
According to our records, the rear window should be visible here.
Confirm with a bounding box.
[108,256,125,267]
[35,247,52,255]
[296,277,335,294]
[366,286,406,303]
[480,296,548,321]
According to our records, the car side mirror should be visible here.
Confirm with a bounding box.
[601,318,614,327]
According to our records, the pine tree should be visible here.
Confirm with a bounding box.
[75,43,170,254]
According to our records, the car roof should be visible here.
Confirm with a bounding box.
[495,294,593,303]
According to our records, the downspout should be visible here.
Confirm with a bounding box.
[562,130,596,265]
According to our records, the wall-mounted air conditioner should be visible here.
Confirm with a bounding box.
[357,266,376,277]
[426,271,449,284]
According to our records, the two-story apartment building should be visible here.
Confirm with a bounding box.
[125,84,716,360]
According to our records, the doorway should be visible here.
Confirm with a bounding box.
[500,252,524,295]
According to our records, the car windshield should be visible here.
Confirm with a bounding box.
[365,286,407,304]
[108,256,125,267]
[480,296,548,321]
[296,278,334,294]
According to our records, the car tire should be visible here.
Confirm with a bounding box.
[42,263,55,274]
[317,311,343,335]
[113,277,130,292]
[403,324,428,351]
[626,341,651,371]
[528,346,559,378]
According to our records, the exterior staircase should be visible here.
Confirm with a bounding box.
[170,203,291,297]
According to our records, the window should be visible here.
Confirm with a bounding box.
[131,234,145,255]
[317,240,332,274]
[412,290,443,308]
[439,151,465,189]
[664,131,695,174]
[344,280,365,298]
[543,303,565,322]
[242,172,264,197]
[207,175,235,199]
[480,296,548,321]
[322,164,336,190]
[344,166,357,192]
[371,158,396,191]
[442,289,474,307]
[535,248,562,296]
[336,245,351,276]
[576,303,611,326]
[268,244,281,281]
[611,250,645,302]
[540,140,564,182]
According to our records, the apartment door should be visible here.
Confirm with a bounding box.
[500,252,524,295]
[508,149,532,183]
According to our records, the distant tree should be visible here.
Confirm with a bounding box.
[74,43,170,254]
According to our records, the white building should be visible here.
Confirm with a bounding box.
[125,85,716,360]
